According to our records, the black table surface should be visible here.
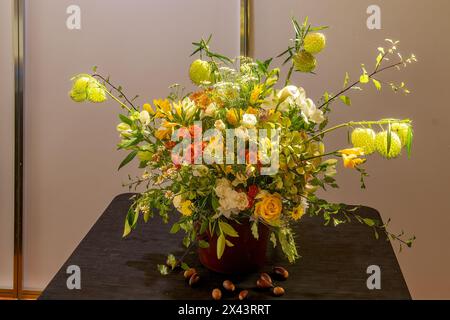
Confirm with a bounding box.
[39,193,410,300]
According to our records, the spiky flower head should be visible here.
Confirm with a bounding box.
[351,128,376,155]
[303,33,326,54]
[391,123,410,147]
[375,131,402,159]
[293,50,316,73]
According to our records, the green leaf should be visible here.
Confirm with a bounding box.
[143,211,150,223]
[251,221,259,240]
[92,66,98,73]
[180,262,190,271]
[170,223,180,234]
[119,114,133,126]
[363,218,376,227]
[372,79,382,91]
[343,72,350,89]
[225,239,234,247]
[118,150,137,170]
[123,218,131,238]
[157,264,169,275]
[375,53,383,68]
[198,240,210,249]
[217,233,226,259]
[211,195,219,211]
[339,95,351,106]
[199,220,208,235]
[219,221,239,237]
[406,126,413,159]
[387,123,392,154]
[360,74,370,84]
[270,232,277,248]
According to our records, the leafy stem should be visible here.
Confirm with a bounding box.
[92,73,138,111]
[318,61,403,110]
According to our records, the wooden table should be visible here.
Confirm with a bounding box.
[39,193,410,300]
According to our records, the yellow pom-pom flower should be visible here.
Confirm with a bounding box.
[293,50,316,73]
[87,82,107,103]
[303,33,326,54]
[351,128,376,155]
[189,59,212,85]
[375,131,402,159]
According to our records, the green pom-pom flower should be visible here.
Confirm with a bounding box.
[391,123,410,147]
[73,76,91,92]
[351,128,376,155]
[87,82,107,103]
[303,33,326,54]
[375,131,402,159]
[189,59,212,85]
[293,50,316,73]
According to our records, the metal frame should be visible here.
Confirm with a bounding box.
[0,0,252,300]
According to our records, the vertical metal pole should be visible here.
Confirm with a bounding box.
[240,0,251,57]
[13,0,24,299]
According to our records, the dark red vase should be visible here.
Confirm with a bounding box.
[198,220,270,274]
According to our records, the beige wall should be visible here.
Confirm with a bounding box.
[23,0,240,290]
[253,0,450,299]
[0,0,15,290]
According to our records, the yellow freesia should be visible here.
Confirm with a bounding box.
[339,148,366,169]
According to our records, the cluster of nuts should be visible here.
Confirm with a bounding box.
[183,266,289,300]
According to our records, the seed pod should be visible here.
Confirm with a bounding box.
[212,288,222,300]
[260,272,273,284]
[223,280,236,292]
[273,266,289,280]
[183,268,197,279]
[238,290,249,300]
[273,286,285,297]
[189,273,200,286]
[256,278,273,289]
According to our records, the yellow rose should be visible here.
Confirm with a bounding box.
[254,192,282,224]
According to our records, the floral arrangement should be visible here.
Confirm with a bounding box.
[69,18,416,274]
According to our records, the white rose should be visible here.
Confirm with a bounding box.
[236,192,249,211]
[214,120,226,131]
[241,113,257,128]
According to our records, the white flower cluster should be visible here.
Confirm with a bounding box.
[214,178,249,218]
[263,85,325,124]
